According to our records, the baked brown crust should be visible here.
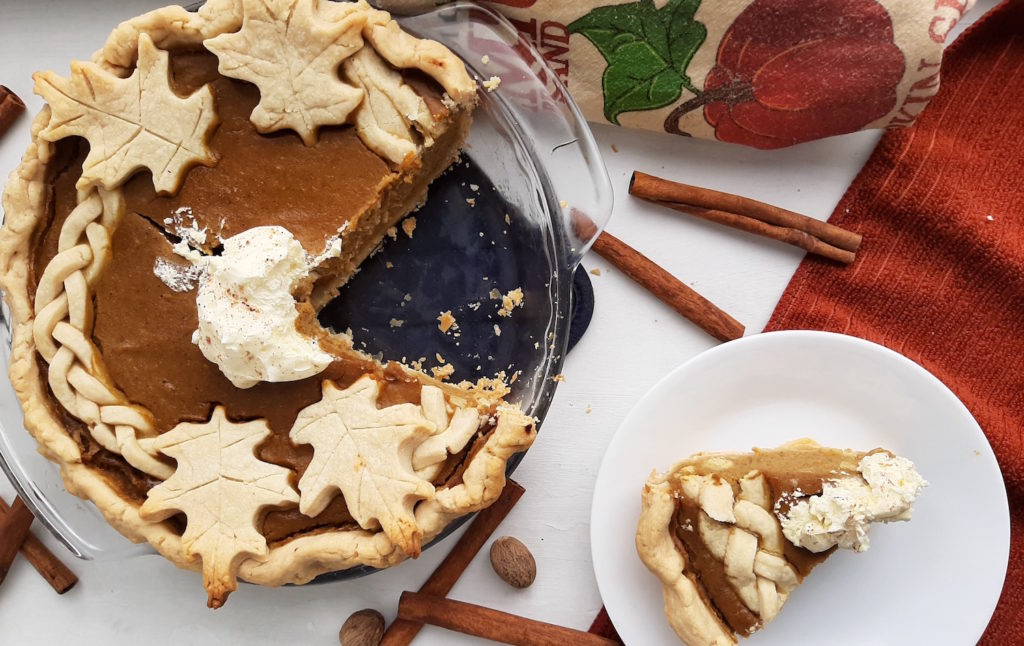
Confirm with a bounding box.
[0,0,535,605]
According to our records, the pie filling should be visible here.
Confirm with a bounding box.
[669,473,836,637]
[28,48,492,546]
[673,499,760,637]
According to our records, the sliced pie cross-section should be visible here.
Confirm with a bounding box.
[636,439,926,645]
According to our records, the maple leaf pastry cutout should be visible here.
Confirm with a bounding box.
[290,376,438,557]
[33,32,218,194]
[140,408,299,608]
[204,0,367,145]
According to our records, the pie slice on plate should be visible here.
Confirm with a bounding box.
[636,439,926,645]
[0,0,536,607]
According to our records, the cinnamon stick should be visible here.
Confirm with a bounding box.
[0,86,26,138]
[0,497,78,594]
[0,497,36,587]
[380,480,525,646]
[630,171,862,263]
[591,231,745,342]
[397,591,619,646]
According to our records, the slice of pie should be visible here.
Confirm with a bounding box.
[636,439,926,645]
[0,0,537,607]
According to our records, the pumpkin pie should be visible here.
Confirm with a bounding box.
[0,0,536,607]
[636,439,926,645]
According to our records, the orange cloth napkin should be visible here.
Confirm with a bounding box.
[765,0,1023,639]
[591,0,1023,640]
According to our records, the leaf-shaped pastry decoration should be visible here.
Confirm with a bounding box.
[140,407,299,608]
[290,376,437,556]
[204,0,367,145]
[33,33,218,194]
[343,45,438,165]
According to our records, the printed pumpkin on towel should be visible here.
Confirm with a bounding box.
[380,0,975,148]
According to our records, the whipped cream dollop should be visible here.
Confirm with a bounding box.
[190,226,336,389]
[778,452,927,553]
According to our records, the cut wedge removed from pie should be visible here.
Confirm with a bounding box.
[0,0,537,608]
[636,439,926,645]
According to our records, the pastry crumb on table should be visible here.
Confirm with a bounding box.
[437,310,458,334]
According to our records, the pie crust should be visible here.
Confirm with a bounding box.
[0,0,536,607]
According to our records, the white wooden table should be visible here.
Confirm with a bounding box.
[0,1,995,643]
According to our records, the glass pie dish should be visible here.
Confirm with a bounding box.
[0,1,613,576]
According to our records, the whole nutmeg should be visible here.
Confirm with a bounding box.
[489,536,536,589]
[339,609,384,646]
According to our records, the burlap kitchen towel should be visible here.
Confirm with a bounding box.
[379,0,974,148]
[590,0,1022,641]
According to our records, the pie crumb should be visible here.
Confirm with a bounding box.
[401,217,416,238]
[385,261,394,269]
[431,364,455,380]
[481,54,490,65]
[488,288,502,300]
[472,373,512,397]
[386,226,398,240]
[585,405,592,414]
[389,318,404,328]
[493,324,502,337]
[437,310,457,333]
[466,197,476,207]
[611,144,619,153]
[497,287,524,317]
[559,200,568,209]
[590,268,601,276]
[483,76,501,92]
[552,374,566,383]
[504,213,511,225]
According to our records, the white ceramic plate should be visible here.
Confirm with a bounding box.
[591,330,1009,645]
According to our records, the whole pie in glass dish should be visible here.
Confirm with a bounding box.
[636,439,926,645]
[0,0,536,607]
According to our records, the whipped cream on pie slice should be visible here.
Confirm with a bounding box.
[778,452,927,553]
[191,225,336,388]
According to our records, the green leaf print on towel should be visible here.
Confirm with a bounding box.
[568,0,706,125]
